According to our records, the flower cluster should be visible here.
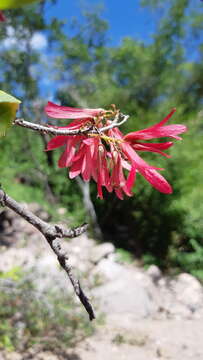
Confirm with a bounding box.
[45,102,187,199]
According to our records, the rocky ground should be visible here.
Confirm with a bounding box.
[0,204,203,360]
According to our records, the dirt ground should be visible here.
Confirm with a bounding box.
[1,205,203,360]
[75,317,203,360]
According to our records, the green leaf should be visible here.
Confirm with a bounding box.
[0,91,21,136]
[0,0,41,10]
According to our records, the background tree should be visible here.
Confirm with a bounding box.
[0,0,203,277]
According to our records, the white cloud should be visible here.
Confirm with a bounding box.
[1,26,20,49]
[1,26,47,51]
[30,33,47,50]
[7,26,15,37]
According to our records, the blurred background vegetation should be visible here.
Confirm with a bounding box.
[0,0,203,279]
[0,267,93,352]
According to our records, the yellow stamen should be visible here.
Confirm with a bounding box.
[89,133,123,144]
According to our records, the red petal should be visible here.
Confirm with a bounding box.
[58,136,82,168]
[121,159,131,171]
[132,142,173,157]
[81,147,93,182]
[124,109,187,141]
[58,145,75,168]
[141,168,172,194]
[101,155,112,192]
[45,101,104,119]
[83,138,95,145]
[71,144,86,163]
[56,118,90,129]
[97,170,103,199]
[125,163,136,193]
[121,142,172,194]
[96,145,111,199]
[116,155,133,196]
[115,188,124,200]
[155,108,176,127]
[124,124,187,141]
[135,142,173,150]
[46,136,67,150]
[69,158,83,178]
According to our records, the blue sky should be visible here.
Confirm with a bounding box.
[27,0,201,97]
[45,0,156,45]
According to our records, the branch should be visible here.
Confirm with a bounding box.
[14,113,129,136]
[0,188,95,321]
[100,113,129,132]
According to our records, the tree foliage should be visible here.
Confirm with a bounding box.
[0,0,202,276]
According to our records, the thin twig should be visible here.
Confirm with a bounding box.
[13,113,129,136]
[14,118,91,135]
[100,114,129,132]
[0,188,95,321]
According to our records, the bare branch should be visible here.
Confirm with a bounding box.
[14,113,129,136]
[0,188,95,321]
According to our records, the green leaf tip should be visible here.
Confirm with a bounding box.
[0,90,21,137]
[0,0,42,10]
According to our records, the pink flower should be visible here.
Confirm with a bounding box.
[0,11,6,22]
[45,104,187,199]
